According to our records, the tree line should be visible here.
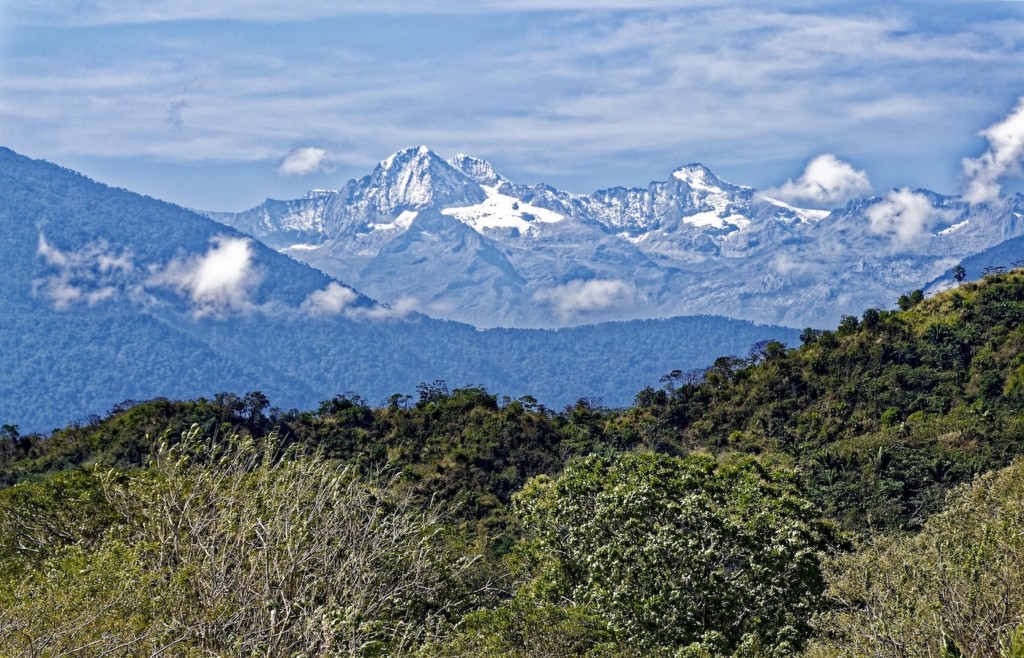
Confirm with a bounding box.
[4,270,1024,655]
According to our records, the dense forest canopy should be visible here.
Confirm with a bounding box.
[4,270,1024,656]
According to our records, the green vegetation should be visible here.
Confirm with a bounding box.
[1,429,481,656]
[808,458,1024,657]
[4,270,1024,655]
[503,453,837,656]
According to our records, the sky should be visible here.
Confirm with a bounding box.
[1,1,1023,211]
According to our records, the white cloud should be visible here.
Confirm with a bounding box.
[36,234,69,267]
[278,146,332,176]
[764,154,872,208]
[866,188,947,248]
[5,3,1024,209]
[33,233,415,323]
[533,278,634,321]
[356,296,418,321]
[301,283,416,321]
[149,236,262,316]
[86,286,118,305]
[962,96,1024,205]
[34,234,138,309]
[18,1,718,25]
[301,282,358,316]
[771,252,824,276]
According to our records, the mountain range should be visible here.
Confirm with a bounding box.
[0,147,797,431]
[210,146,1024,329]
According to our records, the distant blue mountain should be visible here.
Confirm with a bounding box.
[925,217,1024,292]
[0,147,799,431]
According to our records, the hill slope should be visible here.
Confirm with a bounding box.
[0,148,797,430]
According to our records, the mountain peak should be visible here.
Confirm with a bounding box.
[671,163,741,193]
[378,145,440,171]
[368,147,485,212]
[448,154,505,186]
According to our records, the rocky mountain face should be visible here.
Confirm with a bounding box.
[210,148,1024,329]
[0,147,799,430]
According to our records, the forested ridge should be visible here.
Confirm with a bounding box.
[0,146,800,432]
[4,270,1024,656]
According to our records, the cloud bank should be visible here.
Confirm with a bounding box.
[534,278,634,321]
[34,233,420,322]
[357,295,417,320]
[300,282,358,316]
[34,235,137,309]
[5,3,1024,210]
[866,188,947,248]
[148,237,263,316]
[962,96,1024,205]
[17,1,728,25]
[299,284,417,320]
[278,146,332,177]
[765,154,872,208]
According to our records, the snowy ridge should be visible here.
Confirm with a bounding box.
[442,185,564,234]
[209,148,1024,330]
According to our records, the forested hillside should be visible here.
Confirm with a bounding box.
[0,147,798,431]
[4,271,1024,656]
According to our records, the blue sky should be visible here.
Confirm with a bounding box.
[1,1,1023,210]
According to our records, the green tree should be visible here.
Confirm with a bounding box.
[0,426,477,657]
[809,458,1024,657]
[506,452,840,656]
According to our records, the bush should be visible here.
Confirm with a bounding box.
[504,452,840,656]
[809,458,1024,657]
[0,426,477,657]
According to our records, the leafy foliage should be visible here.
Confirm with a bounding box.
[0,427,478,657]
[808,458,1024,657]
[504,452,839,656]
[4,270,1024,655]
[635,271,1024,532]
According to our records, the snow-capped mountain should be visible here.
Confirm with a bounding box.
[209,147,1024,329]
[0,146,802,429]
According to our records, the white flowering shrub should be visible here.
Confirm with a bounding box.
[511,452,840,656]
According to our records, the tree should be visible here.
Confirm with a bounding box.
[0,426,477,657]
[953,264,966,283]
[808,458,1024,658]
[862,307,882,330]
[800,328,821,346]
[837,315,861,336]
[241,389,270,422]
[508,452,841,656]
[0,425,18,459]
[898,289,925,311]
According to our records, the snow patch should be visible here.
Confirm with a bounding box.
[371,210,418,231]
[672,166,733,194]
[442,185,564,233]
[760,196,831,222]
[938,219,970,236]
[682,211,750,229]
